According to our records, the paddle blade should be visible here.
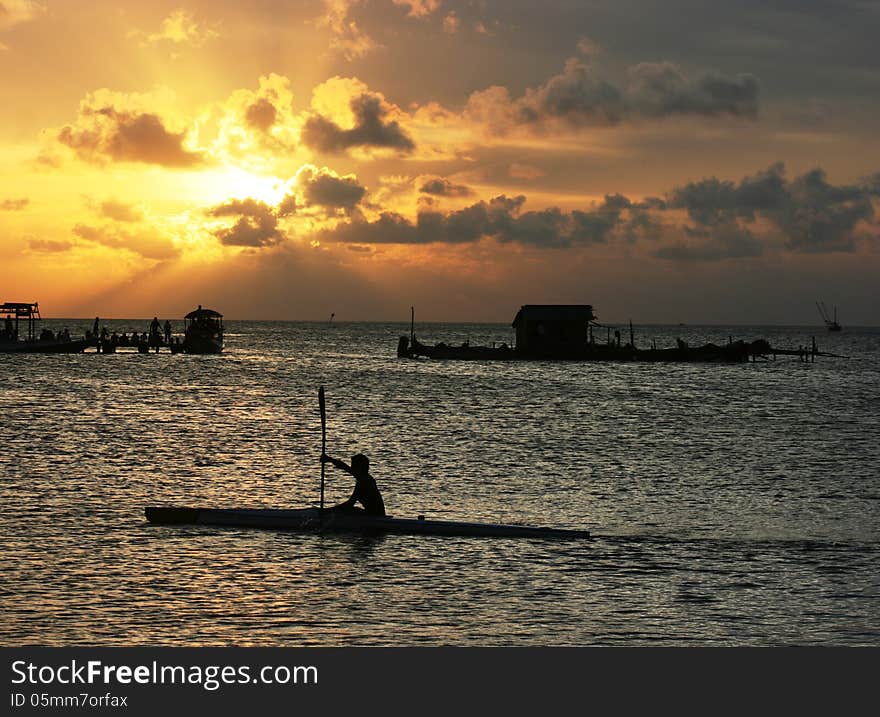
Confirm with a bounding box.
[318,386,326,431]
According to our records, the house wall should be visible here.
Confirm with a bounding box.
[516,319,588,352]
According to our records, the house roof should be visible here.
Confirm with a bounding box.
[512,304,595,327]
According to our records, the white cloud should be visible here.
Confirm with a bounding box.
[131,9,219,48]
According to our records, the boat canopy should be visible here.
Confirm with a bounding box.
[2,301,41,342]
[185,307,223,319]
[1,301,40,318]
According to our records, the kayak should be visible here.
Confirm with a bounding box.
[145,506,590,540]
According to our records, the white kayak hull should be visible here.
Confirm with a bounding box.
[145,506,590,539]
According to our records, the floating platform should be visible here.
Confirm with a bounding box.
[397,335,836,363]
[397,304,842,363]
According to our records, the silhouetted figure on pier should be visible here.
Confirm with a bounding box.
[163,320,172,344]
[320,453,386,516]
[148,317,161,352]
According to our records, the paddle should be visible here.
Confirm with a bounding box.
[319,386,327,513]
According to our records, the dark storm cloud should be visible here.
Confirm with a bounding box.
[780,168,876,253]
[313,163,877,258]
[327,211,421,245]
[58,105,203,168]
[621,207,664,243]
[495,207,571,247]
[1,197,29,210]
[664,163,879,256]
[301,94,415,154]
[321,195,528,246]
[208,198,286,247]
[418,178,474,197]
[298,167,366,211]
[570,201,626,244]
[668,163,787,225]
[627,62,759,119]
[466,58,759,133]
[320,193,633,247]
[513,59,625,127]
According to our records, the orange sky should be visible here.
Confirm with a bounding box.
[1,1,878,323]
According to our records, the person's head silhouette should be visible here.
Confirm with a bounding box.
[351,454,370,475]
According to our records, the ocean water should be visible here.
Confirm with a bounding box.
[1,321,878,646]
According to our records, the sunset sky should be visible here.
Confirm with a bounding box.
[1,0,878,323]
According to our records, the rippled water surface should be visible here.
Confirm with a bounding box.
[2,321,878,645]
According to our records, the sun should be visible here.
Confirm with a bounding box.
[200,166,290,206]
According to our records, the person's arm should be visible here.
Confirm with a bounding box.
[321,454,353,476]
[323,455,358,510]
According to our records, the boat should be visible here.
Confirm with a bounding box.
[146,387,591,541]
[816,301,842,332]
[183,305,223,353]
[0,301,95,354]
[399,334,516,360]
[145,506,591,539]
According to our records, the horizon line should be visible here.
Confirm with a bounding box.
[23,316,878,329]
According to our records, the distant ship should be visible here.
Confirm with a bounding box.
[816,301,842,332]
[183,306,224,353]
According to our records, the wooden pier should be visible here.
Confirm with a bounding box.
[89,338,183,354]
